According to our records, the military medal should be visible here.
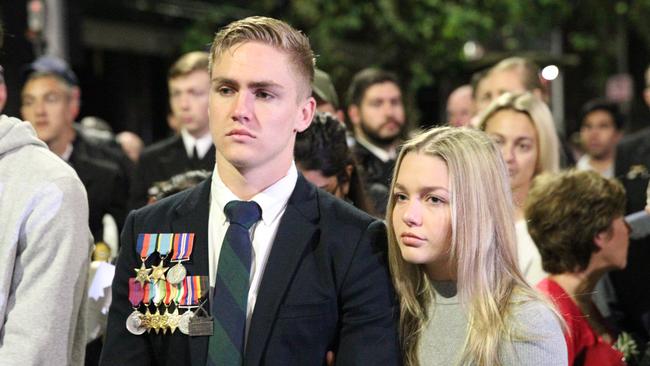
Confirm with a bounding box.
[151,234,173,283]
[177,276,208,335]
[134,233,158,286]
[162,281,178,334]
[167,233,195,285]
[126,278,146,335]
[188,301,213,337]
[142,280,156,333]
[178,310,193,335]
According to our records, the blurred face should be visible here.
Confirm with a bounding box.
[484,109,539,193]
[476,69,526,112]
[351,82,405,147]
[392,152,453,280]
[446,87,475,127]
[209,42,314,177]
[169,70,210,137]
[301,169,344,198]
[21,76,75,145]
[580,110,621,160]
[596,216,630,270]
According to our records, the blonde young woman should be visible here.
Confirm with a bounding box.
[387,126,566,366]
[478,92,560,285]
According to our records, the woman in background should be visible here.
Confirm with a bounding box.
[478,92,560,285]
[526,170,629,366]
[295,112,374,215]
[387,126,566,366]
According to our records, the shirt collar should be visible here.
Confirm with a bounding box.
[60,143,74,162]
[180,128,213,159]
[356,135,397,162]
[210,161,298,226]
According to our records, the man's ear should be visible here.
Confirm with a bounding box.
[348,105,360,127]
[69,86,81,120]
[295,96,316,133]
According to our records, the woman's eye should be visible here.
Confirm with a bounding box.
[393,192,407,202]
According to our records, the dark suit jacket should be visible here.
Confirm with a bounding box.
[611,128,650,341]
[69,134,128,241]
[130,135,216,210]
[100,175,400,366]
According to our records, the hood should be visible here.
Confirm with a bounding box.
[0,114,48,156]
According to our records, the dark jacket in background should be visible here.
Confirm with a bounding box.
[130,135,215,210]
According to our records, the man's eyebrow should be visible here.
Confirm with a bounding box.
[211,77,284,90]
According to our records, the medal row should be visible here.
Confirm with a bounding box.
[135,233,195,286]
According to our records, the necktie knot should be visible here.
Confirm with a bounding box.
[224,200,262,229]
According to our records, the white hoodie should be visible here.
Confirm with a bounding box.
[0,115,91,365]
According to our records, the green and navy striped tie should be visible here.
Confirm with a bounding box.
[207,200,261,366]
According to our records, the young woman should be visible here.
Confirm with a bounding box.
[387,126,566,366]
[526,170,629,365]
[478,92,560,285]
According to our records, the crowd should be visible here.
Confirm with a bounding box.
[1,15,649,366]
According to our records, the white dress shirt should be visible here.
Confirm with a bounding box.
[180,128,213,160]
[207,161,297,336]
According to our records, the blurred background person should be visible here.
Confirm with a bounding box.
[130,51,214,209]
[20,58,128,247]
[0,114,91,365]
[146,169,210,205]
[445,84,475,127]
[312,68,346,124]
[347,67,406,215]
[527,170,630,366]
[577,99,624,178]
[294,112,374,215]
[387,126,565,366]
[115,130,144,163]
[478,92,560,285]
[474,57,547,114]
[610,63,650,348]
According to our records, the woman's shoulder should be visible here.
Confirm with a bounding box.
[502,298,568,365]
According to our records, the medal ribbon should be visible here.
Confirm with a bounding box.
[142,281,151,305]
[180,276,195,306]
[171,233,195,262]
[154,280,166,305]
[164,282,177,306]
[157,233,173,258]
[136,233,158,260]
[174,280,185,305]
[128,278,144,308]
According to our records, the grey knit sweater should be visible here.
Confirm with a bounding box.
[417,281,567,366]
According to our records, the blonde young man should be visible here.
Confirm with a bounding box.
[130,51,216,209]
[101,17,399,366]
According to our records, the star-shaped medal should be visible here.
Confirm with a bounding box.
[150,261,169,283]
[134,263,152,286]
[160,308,170,334]
[167,308,180,334]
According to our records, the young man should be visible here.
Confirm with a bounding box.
[130,51,215,208]
[20,67,128,242]
[101,16,399,366]
[346,68,406,215]
[577,99,623,178]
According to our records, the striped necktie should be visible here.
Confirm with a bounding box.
[207,200,262,366]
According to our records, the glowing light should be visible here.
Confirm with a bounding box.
[541,65,559,81]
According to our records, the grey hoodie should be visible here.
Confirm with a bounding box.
[0,115,91,365]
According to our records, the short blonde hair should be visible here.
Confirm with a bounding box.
[478,92,560,175]
[168,51,209,79]
[209,16,315,98]
[490,57,544,94]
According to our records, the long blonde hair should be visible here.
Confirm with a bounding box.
[386,127,550,366]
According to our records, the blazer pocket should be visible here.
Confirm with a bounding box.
[277,300,332,319]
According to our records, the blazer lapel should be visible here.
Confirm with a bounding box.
[170,177,212,366]
[244,176,320,366]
